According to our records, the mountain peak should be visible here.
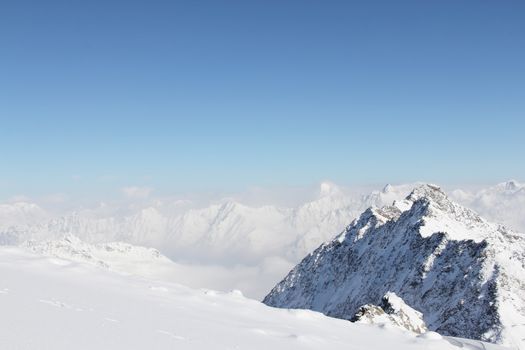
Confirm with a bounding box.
[405,184,446,203]
[264,183,525,349]
[503,180,520,191]
[382,184,394,193]
[491,180,523,193]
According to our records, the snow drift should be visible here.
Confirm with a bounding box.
[0,245,508,350]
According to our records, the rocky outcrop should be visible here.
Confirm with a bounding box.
[351,292,427,334]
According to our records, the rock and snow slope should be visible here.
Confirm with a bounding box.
[264,185,525,349]
[0,246,507,350]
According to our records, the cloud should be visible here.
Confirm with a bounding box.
[449,180,525,233]
[148,256,295,300]
[121,186,154,199]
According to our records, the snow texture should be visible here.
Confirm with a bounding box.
[0,245,509,350]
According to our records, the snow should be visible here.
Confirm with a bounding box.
[18,234,296,301]
[0,246,509,350]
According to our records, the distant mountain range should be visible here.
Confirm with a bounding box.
[0,180,523,299]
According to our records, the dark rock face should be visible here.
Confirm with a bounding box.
[263,185,525,348]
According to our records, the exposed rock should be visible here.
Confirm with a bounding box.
[351,292,428,334]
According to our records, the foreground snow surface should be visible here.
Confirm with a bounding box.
[0,247,507,350]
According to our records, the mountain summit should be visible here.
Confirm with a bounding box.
[263,184,525,349]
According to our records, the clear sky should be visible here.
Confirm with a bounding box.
[1,0,524,199]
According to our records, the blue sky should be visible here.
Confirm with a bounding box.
[1,0,524,199]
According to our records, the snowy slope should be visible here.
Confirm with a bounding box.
[17,234,291,299]
[264,185,525,349]
[0,246,507,350]
[21,234,176,277]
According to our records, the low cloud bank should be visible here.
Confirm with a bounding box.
[1,180,523,299]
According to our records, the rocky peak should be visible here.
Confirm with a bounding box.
[382,184,393,193]
[403,184,461,217]
[406,184,446,203]
[502,180,520,192]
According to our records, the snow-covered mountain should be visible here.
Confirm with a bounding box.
[0,182,412,261]
[264,184,525,349]
[0,245,507,350]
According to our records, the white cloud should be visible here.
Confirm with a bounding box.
[121,186,154,199]
[449,180,525,233]
[152,256,294,300]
